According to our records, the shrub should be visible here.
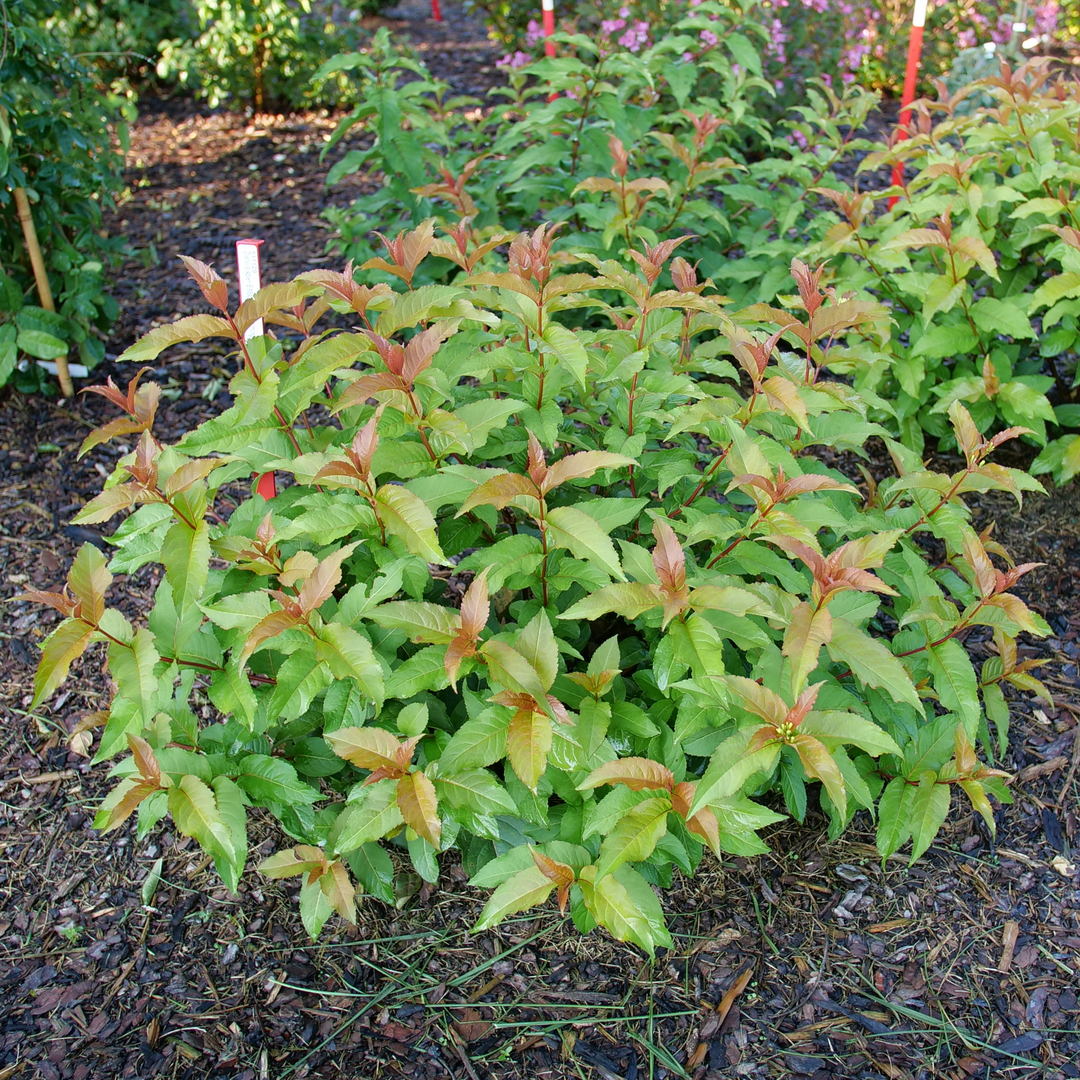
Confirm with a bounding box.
[24,228,1050,946]
[43,0,194,84]
[0,0,133,393]
[465,0,1062,105]
[322,33,1080,484]
[156,0,390,110]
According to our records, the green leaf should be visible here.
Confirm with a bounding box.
[433,769,516,817]
[482,640,551,707]
[559,583,659,621]
[107,627,160,724]
[474,865,556,930]
[375,484,447,564]
[312,622,385,708]
[236,754,319,807]
[826,617,922,712]
[909,771,951,862]
[168,774,230,862]
[969,296,1033,340]
[210,775,248,893]
[328,780,403,856]
[368,601,459,643]
[875,775,913,859]
[17,328,67,360]
[580,864,672,954]
[926,638,980,735]
[385,644,450,698]
[799,711,902,758]
[347,842,395,904]
[545,505,625,581]
[160,520,211,616]
[595,797,670,879]
[438,710,508,774]
[541,322,590,391]
[516,610,559,691]
[31,619,96,708]
[690,732,779,817]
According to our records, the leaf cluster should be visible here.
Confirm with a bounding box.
[23,214,1049,948]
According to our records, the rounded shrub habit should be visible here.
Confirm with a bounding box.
[24,232,1050,949]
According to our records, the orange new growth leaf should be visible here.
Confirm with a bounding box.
[179,254,229,312]
[530,848,575,913]
[295,542,360,616]
[578,757,675,792]
[326,726,404,773]
[396,770,441,848]
[128,734,163,788]
[459,568,490,641]
[542,450,636,494]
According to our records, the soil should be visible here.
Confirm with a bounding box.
[1,3,1078,1078]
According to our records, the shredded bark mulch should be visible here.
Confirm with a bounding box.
[1,3,1077,1077]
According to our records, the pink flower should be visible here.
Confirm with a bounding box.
[1033,1,1058,35]
[700,28,719,47]
[524,19,543,47]
[497,50,532,69]
[957,28,976,49]
[618,19,650,52]
[991,13,1013,43]
[601,18,626,35]
[790,129,808,149]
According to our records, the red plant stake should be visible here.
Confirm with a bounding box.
[236,238,276,500]
[542,0,556,56]
[431,0,442,21]
[889,0,929,208]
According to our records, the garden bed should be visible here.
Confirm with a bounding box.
[1,3,1079,1077]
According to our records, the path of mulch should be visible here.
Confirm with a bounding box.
[1,4,1079,1077]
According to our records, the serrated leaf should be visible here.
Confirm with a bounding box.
[783,601,832,692]
[438,711,508,774]
[595,797,670,878]
[545,505,625,581]
[909,771,951,861]
[826,617,922,710]
[579,864,672,954]
[328,780,404,856]
[117,315,234,363]
[506,708,552,793]
[541,323,590,390]
[474,864,556,930]
[376,484,447,564]
[32,619,96,708]
[236,754,318,807]
[312,622,385,707]
[396,770,441,848]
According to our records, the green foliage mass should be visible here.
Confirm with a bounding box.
[0,0,133,392]
[26,227,1050,949]
[20,18,1061,951]
[323,30,1080,485]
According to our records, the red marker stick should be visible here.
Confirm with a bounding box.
[542,0,556,56]
[236,238,276,500]
[889,0,929,208]
[431,0,442,21]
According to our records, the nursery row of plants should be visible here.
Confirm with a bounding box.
[3,0,1079,393]
[20,10,1075,946]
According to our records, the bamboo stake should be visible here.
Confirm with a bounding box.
[13,187,74,397]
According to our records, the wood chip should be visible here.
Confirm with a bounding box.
[1016,755,1068,782]
[998,920,1020,973]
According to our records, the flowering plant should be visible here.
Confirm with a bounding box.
[476,0,1061,108]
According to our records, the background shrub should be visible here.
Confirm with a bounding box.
[0,0,133,393]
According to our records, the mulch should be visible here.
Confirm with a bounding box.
[0,2,1077,1077]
